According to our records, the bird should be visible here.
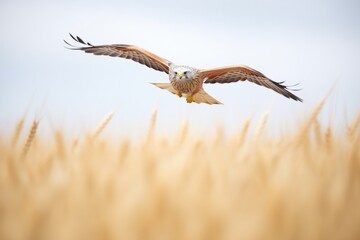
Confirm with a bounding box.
[64,34,302,104]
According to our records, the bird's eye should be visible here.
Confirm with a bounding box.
[183,71,188,75]
[174,71,177,75]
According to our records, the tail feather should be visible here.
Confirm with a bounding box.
[192,88,223,105]
[150,83,222,105]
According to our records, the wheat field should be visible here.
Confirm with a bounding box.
[1,103,360,240]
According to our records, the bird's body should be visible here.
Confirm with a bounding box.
[170,66,200,94]
[169,65,203,102]
[65,34,302,104]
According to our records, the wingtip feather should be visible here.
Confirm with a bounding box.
[76,36,85,44]
[69,33,77,42]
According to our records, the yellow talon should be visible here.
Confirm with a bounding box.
[177,91,182,98]
[186,95,193,103]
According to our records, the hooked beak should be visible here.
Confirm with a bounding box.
[177,71,184,77]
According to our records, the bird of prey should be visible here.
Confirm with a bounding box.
[65,34,302,104]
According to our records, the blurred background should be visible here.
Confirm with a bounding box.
[1,0,359,138]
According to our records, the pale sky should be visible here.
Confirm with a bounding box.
[1,0,360,138]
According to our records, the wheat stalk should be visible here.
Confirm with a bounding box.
[297,99,325,142]
[176,120,189,145]
[119,139,130,163]
[313,119,322,146]
[11,116,25,147]
[325,126,333,152]
[254,112,269,141]
[54,130,66,158]
[22,120,39,156]
[91,112,114,138]
[71,137,79,152]
[237,118,250,147]
[347,113,360,142]
[146,109,157,142]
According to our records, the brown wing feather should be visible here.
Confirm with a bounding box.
[65,34,172,74]
[200,65,302,102]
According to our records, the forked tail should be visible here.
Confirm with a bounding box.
[150,83,222,105]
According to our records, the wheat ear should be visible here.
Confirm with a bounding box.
[297,99,325,141]
[237,118,250,147]
[325,127,333,152]
[177,120,189,145]
[254,112,269,141]
[313,119,322,146]
[347,113,360,142]
[11,116,25,147]
[92,112,114,138]
[146,109,157,142]
[22,120,39,156]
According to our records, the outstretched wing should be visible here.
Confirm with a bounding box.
[200,65,302,102]
[64,34,172,74]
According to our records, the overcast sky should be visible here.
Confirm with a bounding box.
[1,0,359,138]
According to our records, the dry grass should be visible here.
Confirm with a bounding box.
[1,107,360,240]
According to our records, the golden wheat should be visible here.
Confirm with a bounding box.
[254,111,269,141]
[11,115,25,148]
[91,112,114,139]
[21,119,39,156]
[236,118,250,148]
[347,113,360,142]
[0,109,359,240]
[298,99,325,141]
[146,109,158,143]
[313,119,322,146]
[54,130,66,158]
[176,120,189,145]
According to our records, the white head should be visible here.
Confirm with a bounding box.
[170,65,195,81]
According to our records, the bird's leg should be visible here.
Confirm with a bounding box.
[186,95,194,103]
[176,91,182,98]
